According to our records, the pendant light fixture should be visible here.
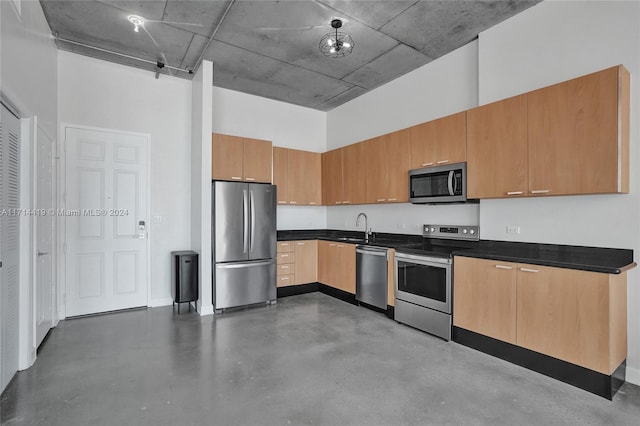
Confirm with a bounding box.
[319,19,354,58]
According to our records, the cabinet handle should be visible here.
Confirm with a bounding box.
[281,254,289,257]
[520,267,540,273]
[337,244,345,248]
[376,199,386,202]
[280,243,289,246]
[281,265,289,269]
[278,201,287,204]
[280,277,289,281]
[506,191,523,196]
[245,177,256,181]
[329,243,337,247]
[422,162,434,167]
[387,198,397,201]
[437,160,449,164]
[297,242,305,246]
[495,265,513,270]
[335,201,342,205]
[231,176,242,180]
[309,202,317,205]
[530,189,550,194]
[342,201,351,204]
[289,201,297,204]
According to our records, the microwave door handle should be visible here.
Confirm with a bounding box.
[453,171,458,195]
[448,171,454,196]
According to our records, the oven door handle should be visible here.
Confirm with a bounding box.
[395,253,452,265]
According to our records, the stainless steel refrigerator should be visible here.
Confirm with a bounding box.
[212,181,277,311]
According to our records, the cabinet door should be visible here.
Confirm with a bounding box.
[385,129,410,203]
[294,240,318,284]
[433,112,466,166]
[365,136,388,204]
[306,152,322,205]
[409,112,466,169]
[322,149,343,205]
[528,66,624,196]
[336,243,356,294]
[273,147,289,205]
[317,240,335,285]
[516,264,611,374]
[287,149,306,205]
[466,95,528,199]
[212,133,244,181]
[342,142,367,205]
[243,138,272,183]
[453,257,517,344]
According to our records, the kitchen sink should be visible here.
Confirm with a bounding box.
[337,237,366,243]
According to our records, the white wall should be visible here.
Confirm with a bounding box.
[476,0,640,384]
[327,41,478,149]
[58,51,192,307]
[212,85,328,230]
[1,0,58,370]
[325,41,480,234]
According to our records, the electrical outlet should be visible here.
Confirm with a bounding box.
[506,225,520,234]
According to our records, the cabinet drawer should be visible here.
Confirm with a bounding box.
[277,274,296,287]
[277,242,295,253]
[277,252,295,264]
[277,264,294,276]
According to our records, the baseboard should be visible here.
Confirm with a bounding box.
[277,283,320,298]
[626,365,640,386]
[148,297,173,307]
[318,284,358,305]
[198,303,214,316]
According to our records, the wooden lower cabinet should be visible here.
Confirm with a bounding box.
[453,257,517,344]
[454,256,628,375]
[317,241,356,294]
[294,240,317,285]
[276,242,295,287]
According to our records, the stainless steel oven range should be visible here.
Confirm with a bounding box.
[394,224,479,340]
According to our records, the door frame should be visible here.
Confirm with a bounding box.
[58,123,151,319]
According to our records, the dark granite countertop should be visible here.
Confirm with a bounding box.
[453,240,635,275]
[277,230,635,274]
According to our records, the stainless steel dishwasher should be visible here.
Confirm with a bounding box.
[356,246,389,310]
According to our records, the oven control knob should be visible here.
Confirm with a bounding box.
[430,227,435,233]
[470,229,476,235]
[462,229,468,234]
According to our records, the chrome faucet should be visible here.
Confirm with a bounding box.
[356,212,371,242]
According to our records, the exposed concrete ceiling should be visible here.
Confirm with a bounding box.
[40,0,541,111]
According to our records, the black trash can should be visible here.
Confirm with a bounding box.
[171,251,199,313]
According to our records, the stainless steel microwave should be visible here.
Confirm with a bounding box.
[409,162,467,204]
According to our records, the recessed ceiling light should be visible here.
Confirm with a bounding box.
[127,15,144,33]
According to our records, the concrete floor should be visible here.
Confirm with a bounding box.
[2,293,640,426]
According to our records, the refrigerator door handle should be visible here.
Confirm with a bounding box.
[217,260,275,269]
[250,190,256,253]
[243,189,249,254]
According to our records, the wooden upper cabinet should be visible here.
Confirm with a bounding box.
[287,149,321,205]
[466,95,528,199]
[342,142,367,205]
[385,129,410,203]
[242,137,272,183]
[322,148,343,205]
[453,256,517,344]
[528,65,629,196]
[409,111,466,169]
[212,133,244,181]
[365,136,388,203]
[272,147,288,204]
[306,152,322,205]
[212,133,272,183]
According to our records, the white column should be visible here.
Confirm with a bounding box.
[191,60,213,315]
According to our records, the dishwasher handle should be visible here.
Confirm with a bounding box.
[356,246,389,259]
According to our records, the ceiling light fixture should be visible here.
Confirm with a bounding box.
[127,15,145,33]
[319,19,354,58]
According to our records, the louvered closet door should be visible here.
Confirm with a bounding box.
[1,104,21,393]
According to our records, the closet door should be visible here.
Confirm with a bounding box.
[1,104,21,393]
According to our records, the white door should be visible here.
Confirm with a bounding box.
[65,127,148,317]
[35,125,55,346]
[1,103,21,392]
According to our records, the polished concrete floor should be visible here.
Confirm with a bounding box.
[2,292,640,426]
